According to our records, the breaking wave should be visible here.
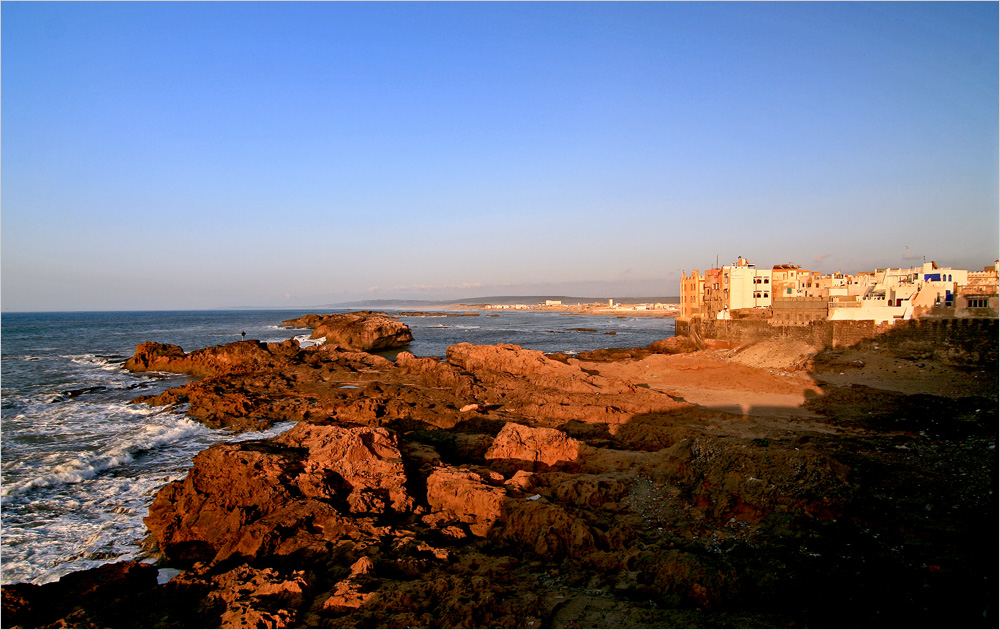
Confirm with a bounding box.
[1,416,207,504]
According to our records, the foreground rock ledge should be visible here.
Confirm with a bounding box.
[2,329,995,629]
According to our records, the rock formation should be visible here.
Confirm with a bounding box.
[3,327,995,629]
[144,423,414,565]
[282,311,413,352]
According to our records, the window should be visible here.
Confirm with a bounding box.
[969,298,989,308]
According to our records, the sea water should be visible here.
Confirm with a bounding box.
[1,309,674,584]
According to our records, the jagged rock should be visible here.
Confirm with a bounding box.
[425,466,507,537]
[279,422,414,514]
[484,423,582,473]
[0,561,159,628]
[282,311,413,352]
[446,343,685,426]
[124,340,288,378]
[173,564,308,629]
[11,319,990,630]
[145,424,413,565]
[447,343,602,393]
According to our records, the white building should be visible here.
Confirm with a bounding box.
[829,262,972,325]
[713,257,773,319]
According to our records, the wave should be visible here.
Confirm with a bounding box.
[1,416,208,504]
[64,354,126,371]
[294,334,325,347]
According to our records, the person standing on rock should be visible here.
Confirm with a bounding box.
[241,331,246,341]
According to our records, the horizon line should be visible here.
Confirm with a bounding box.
[1,294,683,314]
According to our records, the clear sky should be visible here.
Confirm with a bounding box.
[2,2,997,311]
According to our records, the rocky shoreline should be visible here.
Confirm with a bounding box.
[2,312,995,628]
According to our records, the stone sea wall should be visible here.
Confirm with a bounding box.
[676,316,998,351]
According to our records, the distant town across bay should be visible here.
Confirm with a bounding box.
[328,296,681,309]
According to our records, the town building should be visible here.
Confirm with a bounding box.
[679,269,705,320]
[680,257,773,320]
[678,257,999,327]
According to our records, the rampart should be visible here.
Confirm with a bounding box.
[676,317,999,356]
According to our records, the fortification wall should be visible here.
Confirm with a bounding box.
[676,317,998,354]
[862,317,999,364]
[676,318,833,346]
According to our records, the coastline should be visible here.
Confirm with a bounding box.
[435,302,681,318]
[2,311,994,629]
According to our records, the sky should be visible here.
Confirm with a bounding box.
[2,1,998,311]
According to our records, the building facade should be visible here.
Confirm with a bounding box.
[679,257,999,326]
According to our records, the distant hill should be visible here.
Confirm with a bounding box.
[328,296,680,308]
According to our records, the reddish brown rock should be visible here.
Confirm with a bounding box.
[124,341,187,372]
[15,321,988,630]
[425,466,507,537]
[278,422,414,514]
[445,343,685,427]
[282,311,413,352]
[145,423,413,565]
[125,340,286,378]
[447,343,602,393]
[484,423,582,473]
[171,564,309,629]
[500,498,598,556]
[646,336,700,355]
[319,557,379,614]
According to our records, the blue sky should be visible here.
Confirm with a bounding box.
[3,2,997,311]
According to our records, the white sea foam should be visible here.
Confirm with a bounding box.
[1,416,208,503]
[64,354,124,371]
[295,334,325,347]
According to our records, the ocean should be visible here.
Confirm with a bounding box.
[0,309,674,585]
